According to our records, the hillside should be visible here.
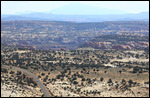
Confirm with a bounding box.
[79,33,149,50]
[1,66,44,97]
[1,21,149,50]
[1,44,149,97]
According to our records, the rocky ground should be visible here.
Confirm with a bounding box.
[47,79,149,97]
[1,82,43,97]
[1,67,44,97]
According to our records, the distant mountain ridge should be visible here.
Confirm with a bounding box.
[1,2,149,22]
[49,3,129,15]
[1,15,46,21]
[1,11,149,22]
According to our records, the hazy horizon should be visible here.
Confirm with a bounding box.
[1,1,149,15]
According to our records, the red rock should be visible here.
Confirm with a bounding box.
[112,45,132,50]
[138,41,149,46]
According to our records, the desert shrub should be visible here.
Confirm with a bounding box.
[16,71,22,76]
[107,79,112,83]
[10,71,15,74]
[73,77,77,81]
[73,81,78,85]
[82,78,85,81]
[41,73,45,76]
[38,75,41,78]
[119,70,122,74]
[128,79,133,84]
[1,68,8,73]
[100,77,104,82]
[121,79,126,84]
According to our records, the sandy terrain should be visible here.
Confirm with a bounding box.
[45,78,149,97]
[47,80,80,97]
[110,57,149,63]
[13,50,30,53]
[104,64,117,68]
[1,66,44,97]
[1,81,43,97]
[124,50,145,55]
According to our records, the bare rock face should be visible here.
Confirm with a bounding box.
[18,44,37,50]
[126,42,135,47]
[83,41,133,50]
[112,45,132,50]
[138,41,149,46]
[80,40,149,50]
[126,41,149,49]
[83,40,149,50]
[138,41,149,48]
[83,41,111,49]
[79,33,149,50]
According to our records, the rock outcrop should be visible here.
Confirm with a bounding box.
[79,34,149,50]
[81,41,111,49]
[112,45,132,50]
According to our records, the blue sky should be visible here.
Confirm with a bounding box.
[1,1,149,15]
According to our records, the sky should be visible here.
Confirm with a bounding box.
[1,1,149,15]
